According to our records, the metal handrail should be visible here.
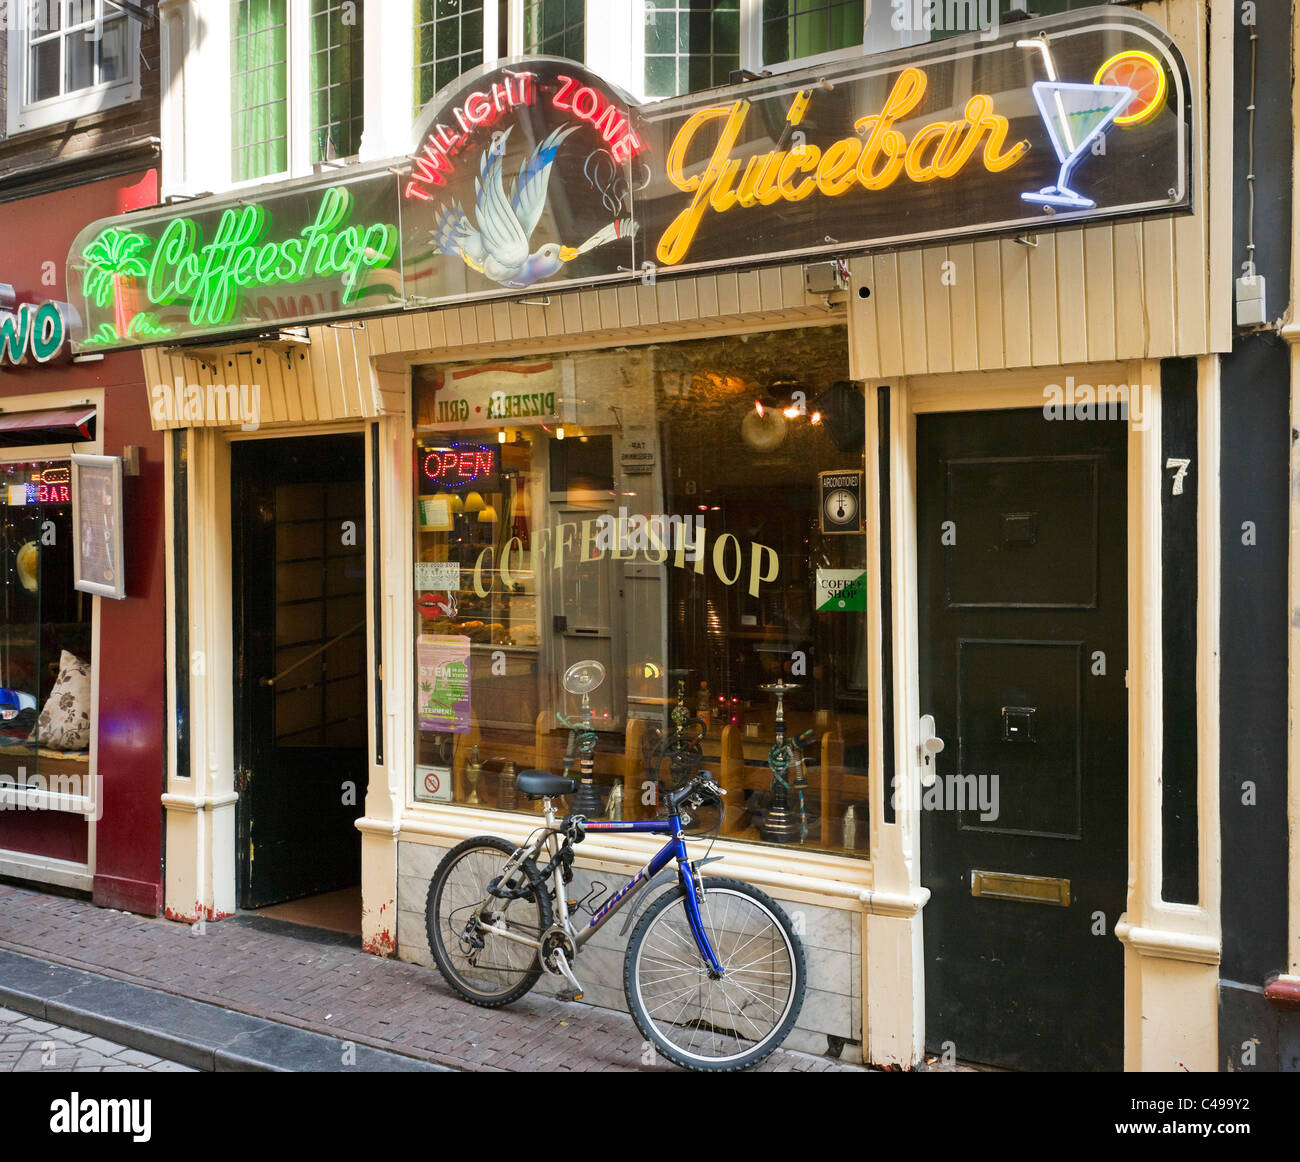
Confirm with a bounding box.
[259,619,365,688]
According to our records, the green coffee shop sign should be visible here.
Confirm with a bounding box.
[67,171,403,351]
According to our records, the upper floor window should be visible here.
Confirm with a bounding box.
[523,0,584,60]
[414,0,487,116]
[230,0,365,185]
[760,0,863,68]
[231,0,289,182]
[644,1,739,99]
[636,0,1097,99]
[6,0,142,136]
[310,0,365,162]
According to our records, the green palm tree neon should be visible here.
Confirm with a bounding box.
[82,228,151,341]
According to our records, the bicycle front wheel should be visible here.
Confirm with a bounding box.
[624,876,806,1071]
[426,835,553,1007]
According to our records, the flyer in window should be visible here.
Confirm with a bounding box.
[416,634,471,733]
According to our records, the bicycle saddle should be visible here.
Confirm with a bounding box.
[515,770,577,798]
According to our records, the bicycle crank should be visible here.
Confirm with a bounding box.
[540,926,584,1000]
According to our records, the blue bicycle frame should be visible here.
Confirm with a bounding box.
[564,814,725,976]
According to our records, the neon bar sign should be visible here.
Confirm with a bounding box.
[0,284,75,367]
[421,444,499,489]
[658,68,1029,266]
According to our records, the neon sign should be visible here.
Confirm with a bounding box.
[143,187,397,327]
[658,68,1029,266]
[421,444,499,489]
[406,69,645,203]
[69,175,404,352]
[0,284,75,367]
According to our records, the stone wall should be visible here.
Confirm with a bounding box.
[397,839,862,1060]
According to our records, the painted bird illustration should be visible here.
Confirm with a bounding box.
[430,125,635,289]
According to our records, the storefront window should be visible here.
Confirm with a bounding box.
[0,459,93,789]
[412,325,870,856]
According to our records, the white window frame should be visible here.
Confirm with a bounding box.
[5,0,142,137]
[0,385,105,829]
[624,0,871,103]
[412,0,503,116]
[742,0,867,74]
[222,0,368,190]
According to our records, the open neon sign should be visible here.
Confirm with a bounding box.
[421,444,498,489]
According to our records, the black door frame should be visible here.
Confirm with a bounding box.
[912,406,1129,1070]
[229,427,371,910]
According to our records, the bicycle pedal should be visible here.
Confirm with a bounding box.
[556,987,584,1002]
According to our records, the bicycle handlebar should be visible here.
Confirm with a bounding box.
[668,771,726,813]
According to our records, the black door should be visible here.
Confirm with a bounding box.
[233,435,368,909]
[918,409,1127,1071]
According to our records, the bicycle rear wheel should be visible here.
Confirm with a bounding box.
[624,876,806,1071]
[426,835,553,1007]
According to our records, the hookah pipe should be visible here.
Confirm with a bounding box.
[642,671,707,818]
[568,683,604,818]
[760,682,813,844]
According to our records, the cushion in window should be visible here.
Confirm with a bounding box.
[30,651,91,752]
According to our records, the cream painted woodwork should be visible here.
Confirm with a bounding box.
[1283,0,1300,990]
[848,0,1231,382]
[139,266,838,430]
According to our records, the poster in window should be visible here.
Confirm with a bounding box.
[71,454,125,600]
[417,634,471,733]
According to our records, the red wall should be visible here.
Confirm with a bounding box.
[0,171,166,913]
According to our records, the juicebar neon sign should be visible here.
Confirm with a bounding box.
[658,67,1029,266]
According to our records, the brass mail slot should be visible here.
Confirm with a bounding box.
[971,869,1070,907]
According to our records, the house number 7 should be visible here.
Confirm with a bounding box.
[1166,457,1191,495]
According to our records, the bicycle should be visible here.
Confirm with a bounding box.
[424,767,808,1071]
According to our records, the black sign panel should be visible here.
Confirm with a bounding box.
[636,7,1190,277]
[399,7,1189,307]
[820,470,864,535]
[68,7,1191,347]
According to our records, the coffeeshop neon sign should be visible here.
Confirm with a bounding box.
[80,186,398,331]
[658,66,1029,266]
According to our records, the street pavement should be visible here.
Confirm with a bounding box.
[0,884,864,1072]
[0,1007,194,1072]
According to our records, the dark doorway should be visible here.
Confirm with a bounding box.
[233,434,368,911]
[917,408,1128,1071]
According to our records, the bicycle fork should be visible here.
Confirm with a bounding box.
[675,848,726,978]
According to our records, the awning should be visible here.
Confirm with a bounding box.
[0,406,96,446]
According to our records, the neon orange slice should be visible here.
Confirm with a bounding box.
[1095,50,1167,126]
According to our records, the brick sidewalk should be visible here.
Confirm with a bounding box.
[0,886,864,1072]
